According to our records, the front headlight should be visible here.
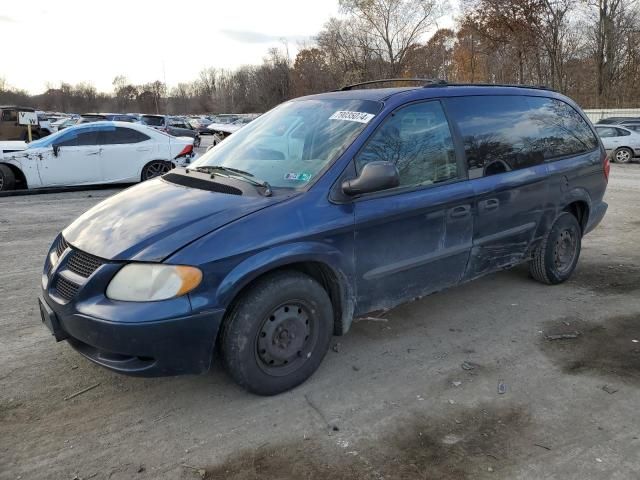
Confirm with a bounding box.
[106,264,203,302]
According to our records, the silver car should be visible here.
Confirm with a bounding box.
[595,125,640,163]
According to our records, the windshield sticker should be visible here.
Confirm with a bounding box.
[285,172,312,181]
[329,111,375,124]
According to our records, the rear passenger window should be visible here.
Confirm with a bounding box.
[523,97,599,158]
[2,110,17,122]
[101,127,149,144]
[355,101,458,188]
[616,128,631,136]
[596,127,618,138]
[446,96,598,178]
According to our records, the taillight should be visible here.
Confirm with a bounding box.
[603,151,610,182]
[175,144,193,158]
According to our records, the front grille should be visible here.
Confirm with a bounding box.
[67,250,105,278]
[55,236,69,257]
[55,276,80,301]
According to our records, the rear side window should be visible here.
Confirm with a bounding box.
[524,97,598,158]
[616,128,631,136]
[2,109,17,122]
[596,127,619,138]
[446,96,598,178]
[142,116,165,127]
[101,127,149,144]
[356,101,458,188]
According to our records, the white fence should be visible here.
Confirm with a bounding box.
[583,108,640,123]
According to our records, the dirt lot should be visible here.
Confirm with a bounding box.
[1,164,639,480]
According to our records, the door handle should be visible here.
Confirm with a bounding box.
[479,198,500,211]
[86,150,101,156]
[450,205,471,218]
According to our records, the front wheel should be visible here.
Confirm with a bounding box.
[0,164,16,191]
[220,271,333,395]
[529,212,582,285]
[141,161,171,181]
[613,147,633,164]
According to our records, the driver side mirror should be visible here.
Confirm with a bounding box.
[52,144,60,157]
[342,161,400,196]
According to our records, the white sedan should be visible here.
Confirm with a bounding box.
[0,121,194,191]
[595,125,640,163]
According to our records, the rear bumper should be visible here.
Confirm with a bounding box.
[585,200,608,235]
[39,295,224,377]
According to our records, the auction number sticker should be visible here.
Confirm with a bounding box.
[329,111,375,123]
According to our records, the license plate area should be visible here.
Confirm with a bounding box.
[38,297,69,342]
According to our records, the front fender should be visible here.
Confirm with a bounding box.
[215,241,355,334]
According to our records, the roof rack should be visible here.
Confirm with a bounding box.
[424,82,554,92]
[339,78,447,91]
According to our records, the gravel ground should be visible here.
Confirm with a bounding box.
[1,164,639,480]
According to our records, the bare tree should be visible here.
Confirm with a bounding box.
[339,0,442,76]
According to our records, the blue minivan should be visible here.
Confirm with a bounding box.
[39,81,609,395]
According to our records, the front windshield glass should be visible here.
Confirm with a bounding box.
[190,99,381,188]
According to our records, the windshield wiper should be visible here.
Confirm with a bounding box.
[189,165,272,196]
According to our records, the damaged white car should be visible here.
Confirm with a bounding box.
[0,122,195,191]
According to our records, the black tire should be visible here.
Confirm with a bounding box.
[220,271,333,395]
[529,212,582,285]
[141,160,171,181]
[613,147,633,164]
[0,164,16,191]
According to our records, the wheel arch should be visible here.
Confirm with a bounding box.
[0,162,28,189]
[216,245,355,336]
[563,199,589,233]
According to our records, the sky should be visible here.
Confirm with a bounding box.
[1,0,456,95]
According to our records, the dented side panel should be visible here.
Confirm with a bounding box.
[353,180,475,315]
[464,164,550,278]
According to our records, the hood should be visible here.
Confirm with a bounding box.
[63,177,282,262]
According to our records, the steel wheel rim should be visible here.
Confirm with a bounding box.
[144,162,170,180]
[615,149,630,163]
[554,228,578,274]
[256,301,317,377]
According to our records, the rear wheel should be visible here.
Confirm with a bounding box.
[529,212,582,285]
[613,147,633,164]
[141,161,171,181]
[220,271,333,395]
[0,164,16,191]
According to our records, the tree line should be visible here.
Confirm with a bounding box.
[1,0,638,115]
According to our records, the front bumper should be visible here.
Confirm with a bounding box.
[39,295,224,377]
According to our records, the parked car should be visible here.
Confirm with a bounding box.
[618,122,640,133]
[81,113,139,123]
[596,116,640,125]
[140,115,201,146]
[594,125,640,163]
[55,116,88,131]
[208,117,254,145]
[0,121,194,191]
[38,83,608,395]
[0,106,48,141]
[189,118,213,135]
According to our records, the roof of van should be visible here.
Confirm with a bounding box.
[295,84,562,102]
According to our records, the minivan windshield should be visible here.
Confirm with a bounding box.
[189,99,382,188]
